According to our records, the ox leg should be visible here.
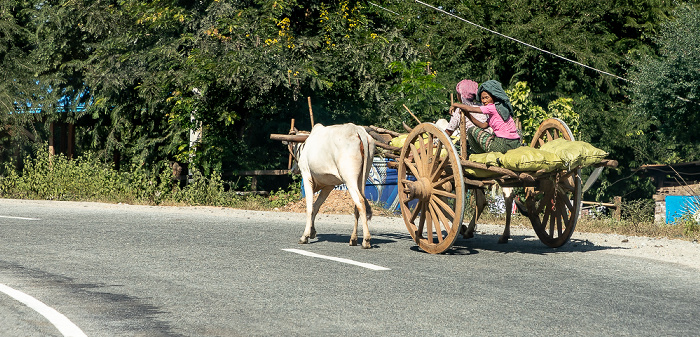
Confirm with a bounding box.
[462,189,486,239]
[299,181,332,244]
[347,185,372,249]
[499,188,515,244]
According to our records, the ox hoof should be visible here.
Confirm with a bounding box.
[298,237,309,244]
[310,229,317,239]
[361,240,372,249]
[349,238,358,246]
[460,225,474,239]
[498,237,509,244]
[459,224,467,234]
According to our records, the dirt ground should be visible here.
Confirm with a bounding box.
[279,189,396,217]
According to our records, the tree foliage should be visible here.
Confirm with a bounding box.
[628,4,700,164]
[0,0,696,199]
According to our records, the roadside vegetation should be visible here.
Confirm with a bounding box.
[1,149,698,242]
[0,149,300,210]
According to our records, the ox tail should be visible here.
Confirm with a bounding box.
[356,128,376,217]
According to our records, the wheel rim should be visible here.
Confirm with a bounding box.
[526,118,582,247]
[397,123,464,254]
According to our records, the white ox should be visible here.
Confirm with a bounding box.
[294,123,376,248]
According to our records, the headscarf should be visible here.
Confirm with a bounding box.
[477,80,513,122]
[456,79,479,103]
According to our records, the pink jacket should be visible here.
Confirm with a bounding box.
[480,104,520,140]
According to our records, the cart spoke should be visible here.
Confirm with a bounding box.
[425,134,433,168]
[409,143,423,176]
[425,202,434,243]
[430,152,450,181]
[417,201,427,239]
[416,134,427,175]
[556,210,563,236]
[548,207,556,236]
[541,206,551,232]
[545,130,554,141]
[431,188,457,199]
[403,159,420,179]
[559,202,570,225]
[430,198,453,233]
[428,202,444,243]
[431,195,456,219]
[409,200,423,223]
[432,174,455,189]
[430,144,447,180]
[561,194,574,213]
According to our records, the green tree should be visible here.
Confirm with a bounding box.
[507,81,578,141]
[628,4,700,164]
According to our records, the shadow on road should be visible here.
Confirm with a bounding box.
[311,229,626,257]
[315,233,397,247]
[449,232,624,256]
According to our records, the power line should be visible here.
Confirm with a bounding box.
[368,2,400,16]
[370,1,629,82]
[413,0,631,82]
[371,1,700,106]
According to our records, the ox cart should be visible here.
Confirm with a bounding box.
[271,117,617,254]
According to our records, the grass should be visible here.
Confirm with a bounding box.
[473,202,700,242]
[0,150,300,211]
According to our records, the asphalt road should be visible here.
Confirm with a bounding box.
[0,198,699,336]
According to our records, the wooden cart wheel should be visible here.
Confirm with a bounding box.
[526,118,582,248]
[397,123,465,254]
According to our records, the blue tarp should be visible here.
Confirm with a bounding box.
[665,195,700,224]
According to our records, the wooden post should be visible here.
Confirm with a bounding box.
[288,119,295,170]
[48,122,55,157]
[251,176,258,191]
[67,123,75,159]
[460,111,467,161]
[614,196,622,221]
[307,97,314,127]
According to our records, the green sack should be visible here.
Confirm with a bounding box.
[389,134,408,148]
[539,138,608,168]
[469,152,503,166]
[464,152,504,178]
[500,147,564,172]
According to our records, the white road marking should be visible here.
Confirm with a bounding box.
[283,249,391,271]
[0,215,41,221]
[0,283,87,337]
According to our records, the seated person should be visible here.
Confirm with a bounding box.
[449,80,521,154]
[444,79,489,137]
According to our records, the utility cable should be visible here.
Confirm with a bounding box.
[412,0,630,82]
[370,1,699,105]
